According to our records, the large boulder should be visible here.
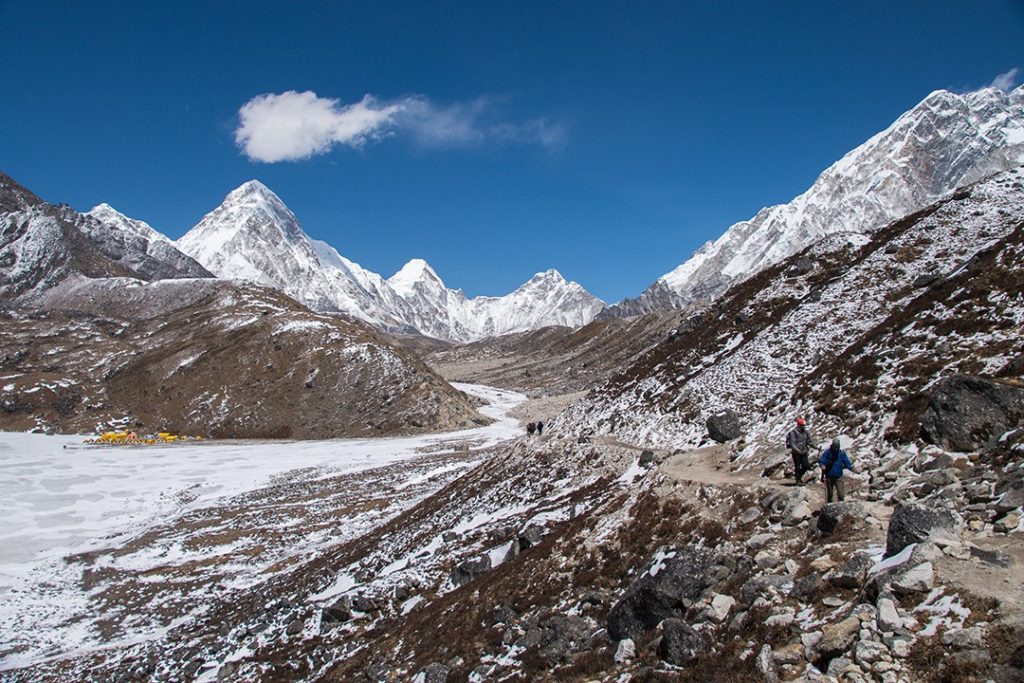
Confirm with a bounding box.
[451,555,491,587]
[816,502,864,534]
[920,375,1024,451]
[659,619,707,665]
[706,410,742,443]
[607,546,716,641]
[885,503,959,557]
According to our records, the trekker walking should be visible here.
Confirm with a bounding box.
[536,421,544,436]
[819,437,854,502]
[527,422,536,436]
[785,416,815,484]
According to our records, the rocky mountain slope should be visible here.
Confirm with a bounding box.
[0,276,485,438]
[426,309,684,396]
[0,172,211,301]
[607,85,1024,316]
[4,170,1023,682]
[175,182,604,341]
[558,165,1024,455]
[0,172,486,438]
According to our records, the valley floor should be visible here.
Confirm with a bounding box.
[0,383,525,675]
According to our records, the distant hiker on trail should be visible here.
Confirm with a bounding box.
[527,422,536,436]
[785,416,815,484]
[536,421,544,436]
[819,437,855,502]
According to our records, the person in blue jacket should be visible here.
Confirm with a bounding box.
[818,437,855,502]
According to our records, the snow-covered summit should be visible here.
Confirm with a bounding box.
[612,85,1024,315]
[86,203,171,243]
[388,258,444,298]
[175,181,604,341]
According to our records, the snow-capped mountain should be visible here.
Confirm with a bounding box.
[608,85,1024,315]
[83,203,211,281]
[176,180,407,330]
[175,182,604,341]
[0,172,209,302]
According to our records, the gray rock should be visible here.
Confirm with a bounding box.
[891,562,934,595]
[816,501,864,534]
[791,571,823,602]
[351,594,378,613]
[782,500,813,526]
[614,638,635,663]
[876,597,903,632]
[607,545,718,640]
[746,532,774,549]
[639,450,656,467]
[994,487,1024,515]
[706,409,742,443]
[451,555,492,587]
[659,619,706,666]
[739,506,761,525]
[885,503,959,556]
[920,375,1024,451]
[285,618,304,636]
[854,639,890,666]
[756,643,780,682]
[741,574,794,602]
[517,524,544,550]
[705,593,736,623]
[817,616,861,659]
[420,663,450,683]
[830,552,875,589]
[940,625,985,649]
[517,614,593,666]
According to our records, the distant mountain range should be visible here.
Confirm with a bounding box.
[171,181,605,341]
[4,85,1023,341]
[605,85,1024,316]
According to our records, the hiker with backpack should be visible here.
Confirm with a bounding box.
[527,422,536,436]
[536,421,544,436]
[819,437,855,502]
[785,416,815,484]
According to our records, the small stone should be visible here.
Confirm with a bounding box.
[940,626,985,650]
[756,644,779,683]
[764,611,795,628]
[892,562,934,595]
[817,616,861,658]
[739,506,761,525]
[614,638,636,663]
[285,618,304,636]
[876,597,903,632]
[826,656,857,678]
[755,550,783,569]
[746,533,774,549]
[889,638,912,658]
[994,513,1019,534]
[855,639,890,666]
[810,554,836,572]
[772,643,805,665]
[639,450,656,467]
[822,596,846,608]
[705,594,736,624]
[782,501,813,526]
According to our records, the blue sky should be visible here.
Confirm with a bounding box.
[1,1,1022,302]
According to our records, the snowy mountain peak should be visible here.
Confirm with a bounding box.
[86,203,170,243]
[612,84,1024,315]
[388,258,443,296]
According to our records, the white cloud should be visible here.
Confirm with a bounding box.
[987,67,1020,92]
[235,91,401,162]
[235,90,565,163]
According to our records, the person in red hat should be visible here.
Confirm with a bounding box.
[785,416,816,484]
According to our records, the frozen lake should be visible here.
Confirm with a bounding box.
[0,383,524,671]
